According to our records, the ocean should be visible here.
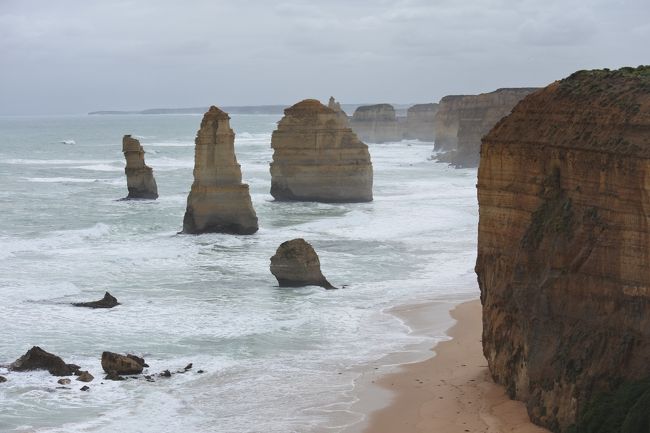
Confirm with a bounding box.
[0,113,478,433]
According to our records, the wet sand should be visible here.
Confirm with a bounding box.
[358,300,550,433]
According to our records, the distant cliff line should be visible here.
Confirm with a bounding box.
[89,104,414,116]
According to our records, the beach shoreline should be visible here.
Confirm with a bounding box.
[344,299,550,433]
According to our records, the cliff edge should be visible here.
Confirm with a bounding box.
[476,66,650,432]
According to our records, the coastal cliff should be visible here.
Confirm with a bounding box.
[476,67,650,432]
[182,106,258,234]
[122,135,158,199]
[405,103,438,141]
[270,99,373,202]
[434,88,537,167]
[350,104,402,143]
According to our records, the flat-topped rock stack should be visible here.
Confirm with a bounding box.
[349,103,402,143]
[122,135,158,199]
[434,88,537,167]
[182,106,258,235]
[270,99,373,202]
[405,103,438,141]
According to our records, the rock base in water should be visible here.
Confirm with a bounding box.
[270,239,336,289]
[101,352,145,375]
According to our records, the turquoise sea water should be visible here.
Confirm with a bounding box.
[0,114,478,433]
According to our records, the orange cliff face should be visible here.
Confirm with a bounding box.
[476,67,650,432]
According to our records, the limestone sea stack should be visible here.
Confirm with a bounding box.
[270,99,373,202]
[182,106,258,235]
[122,135,158,199]
[270,238,336,289]
[433,88,537,167]
[327,96,349,125]
[404,103,438,141]
[350,104,402,143]
[476,66,650,432]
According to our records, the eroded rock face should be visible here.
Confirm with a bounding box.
[182,106,258,234]
[270,99,373,203]
[405,103,438,141]
[328,96,349,125]
[10,346,80,376]
[434,88,537,167]
[270,238,335,289]
[122,135,158,199]
[350,104,402,143]
[476,67,650,432]
[101,352,145,375]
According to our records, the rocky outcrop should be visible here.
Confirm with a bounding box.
[77,371,94,382]
[10,346,80,376]
[270,99,373,202]
[434,88,537,167]
[122,135,158,199]
[328,96,350,125]
[72,291,119,308]
[270,238,336,289]
[182,106,258,234]
[405,103,438,141]
[476,66,650,432]
[101,352,146,375]
[350,104,402,143]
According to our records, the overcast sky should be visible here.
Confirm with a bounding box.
[1,0,648,115]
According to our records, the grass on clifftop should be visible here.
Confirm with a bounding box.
[567,377,650,433]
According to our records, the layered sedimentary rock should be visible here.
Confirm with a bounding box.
[327,96,349,125]
[350,104,402,143]
[183,106,258,234]
[270,99,373,202]
[122,135,158,199]
[434,88,537,167]
[476,67,650,432]
[270,238,335,289]
[405,103,438,141]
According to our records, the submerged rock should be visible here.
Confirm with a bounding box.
[76,371,94,382]
[270,239,336,289]
[80,385,90,391]
[350,104,402,143]
[270,99,373,203]
[57,378,71,385]
[9,346,80,376]
[72,291,119,309]
[101,352,145,375]
[122,135,158,199]
[182,106,258,235]
[0,375,7,383]
[476,66,650,432]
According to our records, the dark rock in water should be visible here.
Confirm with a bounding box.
[184,363,192,371]
[57,378,71,385]
[270,239,337,290]
[197,370,205,374]
[10,346,80,376]
[72,292,119,309]
[101,352,144,375]
[76,371,94,382]
[144,375,155,382]
[126,354,148,368]
[159,370,172,378]
[104,370,125,381]
[0,375,6,383]
[80,385,90,391]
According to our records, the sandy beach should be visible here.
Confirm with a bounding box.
[358,300,550,433]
